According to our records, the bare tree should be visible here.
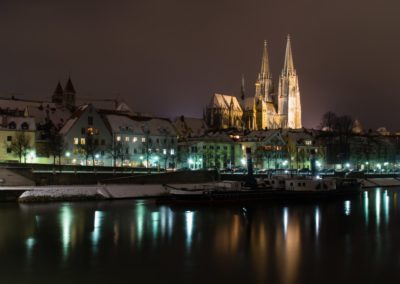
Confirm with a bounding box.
[48,132,65,165]
[319,111,337,131]
[10,132,31,163]
[78,135,100,166]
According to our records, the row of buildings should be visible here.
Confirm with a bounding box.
[1,37,399,171]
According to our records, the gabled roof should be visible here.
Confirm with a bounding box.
[208,93,242,111]
[58,105,88,135]
[173,116,208,138]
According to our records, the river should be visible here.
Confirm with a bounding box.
[0,188,398,284]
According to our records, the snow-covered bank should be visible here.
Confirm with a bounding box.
[18,184,167,202]
[360,178,400,188]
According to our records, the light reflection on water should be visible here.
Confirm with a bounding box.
[4,188,400,284]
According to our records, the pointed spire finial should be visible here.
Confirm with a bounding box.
[260,40,271,76]
[64,75,76,94]
[282,34,295,76]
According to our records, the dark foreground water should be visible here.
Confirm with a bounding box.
[0,188,399,284]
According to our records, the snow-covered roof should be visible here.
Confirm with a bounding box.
[106,114,177,137]
[240,129,282,142]
[0,116,36,131]
[173,116,208,138]
[0,97,71,127]
[208,93,242,111]
[188,131,234,143]
[58,105,89,135]
[286,129,314,145]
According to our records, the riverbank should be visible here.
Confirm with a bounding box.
[16,184,167,202]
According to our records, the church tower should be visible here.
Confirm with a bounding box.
[52,81,64,105]
[278,35,302,129]
[255,40,274,102]
[64,76,76,111]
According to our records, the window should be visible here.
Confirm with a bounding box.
[94,139,99,145]
[134,149,137,154]
[125,148,129,154]
[142,137,146,143]
[125,137,130,142]
[88,116,93,125]
[305,140,312,146]
[156,138,160,144]
[7,136,12,142]
[21,122,29,130]
[163,149,167,155]
[116,136,121,141]
[133,137,137,142]
[80,138,86,145]
[203,145,206,149]
[74,138,79,145]
[8,122,16,129]
[6,148,11,154]
[223,146,227,150]
[170,149,175,155]
[216,146,220,150]
[101,151,104,156]
[101,139,105,146]
[81,128,86,135]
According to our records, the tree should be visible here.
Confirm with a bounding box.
[48,132,65,166]
[106,140,129,167]
[78,135,100,166]
[10,132,31,163]
[319,111,337,131]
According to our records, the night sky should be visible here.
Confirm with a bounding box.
[0,0,399,130]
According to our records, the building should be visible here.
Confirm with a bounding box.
[206,36,302,131]
[0,111,36,163]
[51,76,77,111]
[105,112,178,168]
[238,129,288,169]
[60,104,112,166]
[177,131,241,170]
[205,93,243,130]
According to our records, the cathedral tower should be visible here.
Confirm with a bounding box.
[278,35,302,129]
[255,40,274,103]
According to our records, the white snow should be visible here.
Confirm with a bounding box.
[17,184,166,202]
[106,114,176,136]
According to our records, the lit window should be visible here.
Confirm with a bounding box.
[163,149,167,155]
[170,149,175,155]
[80,138,86,145]
[74,138,79,145]
[142,137,146,142]
[116,136,121,141]
[125,137,130,142]
[133,137,137,142]
[305,140,312,146]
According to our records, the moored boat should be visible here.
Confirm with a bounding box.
[158,177,361,204]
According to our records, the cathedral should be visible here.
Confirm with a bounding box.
[206,35,302,130]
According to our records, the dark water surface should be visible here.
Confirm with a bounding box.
[1,188,400,284]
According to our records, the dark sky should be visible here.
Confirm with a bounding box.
[0,0,399,130]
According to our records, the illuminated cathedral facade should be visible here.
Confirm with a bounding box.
[206,35,302,130]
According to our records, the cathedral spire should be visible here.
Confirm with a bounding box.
[240,74,246,100]
[282,35,295,76]
[260,40,271,77]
